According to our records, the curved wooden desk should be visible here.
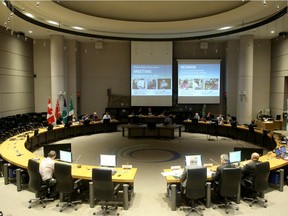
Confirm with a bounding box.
[0,122,136,210]
[163,151,288,211]
[183,120,278,150]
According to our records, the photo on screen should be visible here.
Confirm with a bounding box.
[185,155,202,166]
[100,154,117,167]
[177,59,221,104]
[131,41,173,106]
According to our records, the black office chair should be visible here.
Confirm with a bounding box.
[181,167,207,216]
[213,167,241,214]
[92,168,120,215]
[242,161,270,208]
[54,163,82,212]
[27,159,54,208]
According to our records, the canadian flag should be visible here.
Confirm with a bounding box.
[55,98,60,121]
[47,98,55,124]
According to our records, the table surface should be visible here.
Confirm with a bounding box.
[0,126,137,183]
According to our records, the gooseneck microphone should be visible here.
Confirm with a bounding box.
[210,158,220,165]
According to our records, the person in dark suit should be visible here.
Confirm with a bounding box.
[213,154,235,192]
[180,156,202,188]
[241,152,261,196]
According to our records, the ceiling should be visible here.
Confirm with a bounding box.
[0,0,287,42]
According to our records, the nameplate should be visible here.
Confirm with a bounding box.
[203,163,213,167]
[122,164,133,169]
[171,165,181,170]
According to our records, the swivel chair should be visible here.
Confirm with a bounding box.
[213,167,241,214]
[54,163,82,212]
[27,159,54,208]
[242,161,270,208]
[181,167,207,216]
[92,168,120,215]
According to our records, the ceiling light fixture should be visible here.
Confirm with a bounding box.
[218,26,232,30]
[263,0,267,6]
[47,20,59,25]
[72,26,84,30]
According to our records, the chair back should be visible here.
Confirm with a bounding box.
[185,167,207,200]
[54,163,74,194]
[28,159,42,192]
[219,167,241,197]
[254,161,270,192]
[92,168,114,201]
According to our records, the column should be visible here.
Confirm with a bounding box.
[237,35,254,124]
[50,35,65,108]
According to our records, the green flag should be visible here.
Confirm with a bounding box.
[69,96,74,116]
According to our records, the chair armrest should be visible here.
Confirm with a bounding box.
[74,178,82,189]
[114,184,121,194]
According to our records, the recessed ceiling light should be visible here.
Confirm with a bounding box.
[72,26,84,30]
[218,26,232,31]
[47,20,58,25]
[270,30,275,34]
[28,30,32,34]
[24,12,34,18]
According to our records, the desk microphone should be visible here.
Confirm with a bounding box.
[210,158,220,165]
[74,154,81,168]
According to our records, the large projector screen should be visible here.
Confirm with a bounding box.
[131,41,173,107]
[177,59,221,104]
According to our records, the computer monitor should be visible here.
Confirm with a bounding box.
[100,154,117,167]
[229,151,241,163]
[59,150,72,163]
[280,145,286,153]
[275,148,281,157]
[185,155,202,166]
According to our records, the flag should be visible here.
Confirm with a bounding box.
[47,98,55,124]
[69,96,74,116]
[55,98,60,122]
[62,97,68,124]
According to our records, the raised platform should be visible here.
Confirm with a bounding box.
[122,124,182,139]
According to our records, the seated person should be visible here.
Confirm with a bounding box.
[90,111,99,121]
[206,112,212,121]
[217,114,224,125]
[81,113,90,125]
[213,154,235,193]
[194,112,200,120]
[225,114,232,124]
[241,152,261,197]
[180,156,202,188]
[103,111,111,123]
[163,113,173,125]
[39,150,58,198]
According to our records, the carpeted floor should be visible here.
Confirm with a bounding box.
[0,129,287,216]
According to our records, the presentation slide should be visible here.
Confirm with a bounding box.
[131,41,173,107]
[177,59,221,104]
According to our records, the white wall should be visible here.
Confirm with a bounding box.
[0,27,34,117]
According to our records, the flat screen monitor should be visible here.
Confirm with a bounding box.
[185,155,202,166]
[59,150,72,163]
[229,151,241,163]
[280,145,286,153]
[100,154,117,167]
[43,143,71,160]
[275,148,281,157]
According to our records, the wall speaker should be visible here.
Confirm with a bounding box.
[95,41,103,49]
[200,41,208,49]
